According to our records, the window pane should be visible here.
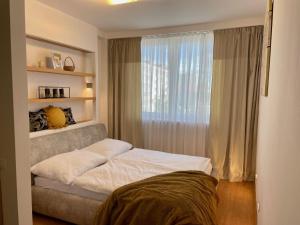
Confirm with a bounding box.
[141,32,214,124]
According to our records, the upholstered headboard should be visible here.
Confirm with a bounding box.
[30,123,107,166]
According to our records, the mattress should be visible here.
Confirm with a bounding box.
[73,148,213,194]
[33,176,109,202]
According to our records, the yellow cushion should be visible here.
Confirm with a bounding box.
[44,106,66,129]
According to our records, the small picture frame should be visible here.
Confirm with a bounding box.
[52,53,62,69]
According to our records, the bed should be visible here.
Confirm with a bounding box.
[31,123,216,225]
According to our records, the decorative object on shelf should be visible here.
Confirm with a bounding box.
[52,53,63,69]
[45,88,51,98]
[261,0,273,97]
[37,60,45,68]
[38,86,70,99]
[46,53,62,69]
[46,57,54,69]
[85,76,93,89]
[63,56,75,72]
[59,88,65,98]
[52,89,59,98]
[29,109,48,132]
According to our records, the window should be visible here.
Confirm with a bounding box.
[141,32,214,124]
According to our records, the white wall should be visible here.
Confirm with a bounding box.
[256,0,300,225]
[0,0,32,224]
[25,0,98,52]
[25,0,101,123]
[104,16,264,39]
[26,38,95,122]
[98,37,108,128]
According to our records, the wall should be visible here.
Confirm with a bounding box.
[26,38,95,122]
[25,0,101,123]
[256,0,300,225]
[98,37,108,128]
[105,16,264,39]
[25,0,98,52]
[0,0,32,224]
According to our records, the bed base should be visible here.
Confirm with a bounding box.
[32,186,103,225]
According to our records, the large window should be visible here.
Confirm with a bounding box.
[141,32,214,124]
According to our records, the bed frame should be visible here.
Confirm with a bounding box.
[31,123,107,225]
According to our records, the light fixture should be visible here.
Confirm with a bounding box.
[86,83,93,88]
[108,0,138,5]
[85,77,93,89]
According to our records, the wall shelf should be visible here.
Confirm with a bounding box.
[27,66,95,77]
[29,97,96,103]
[26,33,97,126]
[76,119,93,124]
[26,34,94,53]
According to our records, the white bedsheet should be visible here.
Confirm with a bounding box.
[34,176,108,201]
[73,148,212,194]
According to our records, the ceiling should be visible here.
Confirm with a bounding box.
[37,0,266,32]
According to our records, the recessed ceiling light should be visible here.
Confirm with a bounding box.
[108,0,138,5]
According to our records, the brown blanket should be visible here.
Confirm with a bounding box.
[95,171,218,225]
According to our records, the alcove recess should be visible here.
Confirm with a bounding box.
[26,35,96,126]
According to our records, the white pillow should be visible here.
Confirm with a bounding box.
[83,138,132,159]
[31,150,107,184]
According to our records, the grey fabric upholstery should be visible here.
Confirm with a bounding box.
[32,186,102,225]
[30,123,107,166]
[31,123,108,224]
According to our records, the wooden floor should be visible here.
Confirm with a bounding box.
[216,181,256,225]
[33,181,256,225]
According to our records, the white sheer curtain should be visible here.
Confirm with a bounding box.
[141,32,214,156]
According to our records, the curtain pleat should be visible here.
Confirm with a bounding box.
[208,26,263,181]
[108,37,144,147]
[141,32,214,156]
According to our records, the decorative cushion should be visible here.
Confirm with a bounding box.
[29,109,48,132]
[44,106,66,129]
[62,107,76,125]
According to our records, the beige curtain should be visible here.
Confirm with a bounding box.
[108,37,143,147]
[208,26,263,181]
